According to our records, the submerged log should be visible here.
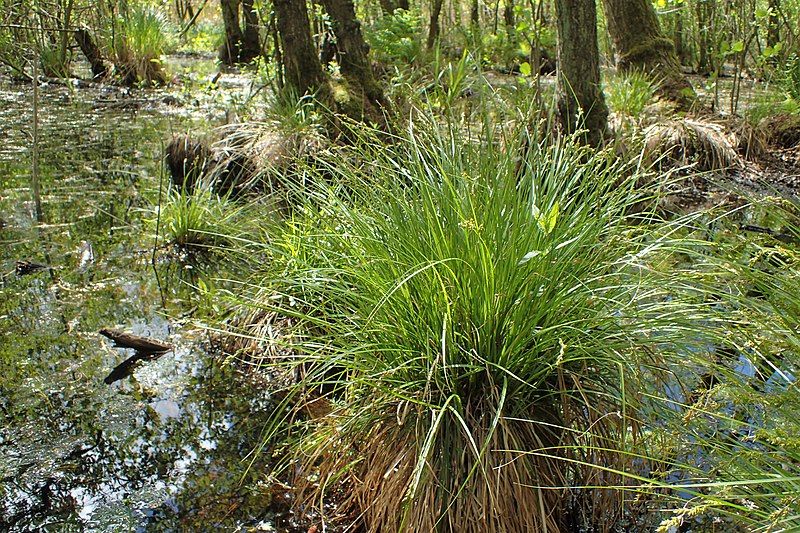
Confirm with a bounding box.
[15,260,51,276]
[100,328,173,384]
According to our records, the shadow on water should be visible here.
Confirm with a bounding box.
[0,76,283,531]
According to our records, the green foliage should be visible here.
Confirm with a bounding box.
[656,197,800,530]
[264,87,324,138]
[178,20,224,55]
[605,71,657,117]
[745,92,800,126]
[366,8,422,66]
[38,44,70,78]
[781,54,800,102]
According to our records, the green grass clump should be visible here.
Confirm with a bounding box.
[115,6,170,85]
[158,187,254,252]
[244,117,736,531]
[605,70,657,118]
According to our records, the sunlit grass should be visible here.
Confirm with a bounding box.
[606,70,657,118]
[115,6,170,85]
[156,186,264,253]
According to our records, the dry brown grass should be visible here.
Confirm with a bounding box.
[291,370,634,533]
[643,118,742,172]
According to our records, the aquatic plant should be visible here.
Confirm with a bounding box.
[671,196,800,531]
[114,6,170,86]
[237,115,738,531]
[157,186,262,252]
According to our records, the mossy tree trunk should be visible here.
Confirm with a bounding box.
[554,0,608,147]
[601,0,696,107]
[274,0,328,97]
[767,0,781,48]
[219,0,244,64]
[320,0,390,123]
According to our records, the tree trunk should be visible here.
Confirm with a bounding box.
[274,0,327,97]
[397,0,409,10]
[74,29,109,79]
[673,4,686,65]
[554,0,607,147]
[426,0,444,50]
[378,0,397,15]
[320,0,390,123]
[767,0,780,48]
[695,1,712,75]
[240,0,261,61]
[503,0,514,33]
[219,0,244,64]
[470,0,479,26]
[601,0,695,107]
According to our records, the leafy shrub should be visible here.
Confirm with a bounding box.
[367,8,422,65]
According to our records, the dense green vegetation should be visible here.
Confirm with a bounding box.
[3,0,800,530]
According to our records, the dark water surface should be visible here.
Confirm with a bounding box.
[0,75,278,531]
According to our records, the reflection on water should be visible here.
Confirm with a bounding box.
[0,73,279,531]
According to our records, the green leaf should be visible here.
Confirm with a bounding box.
[544,201,559,234]
[519,62,531,77]
[533,201,559,234]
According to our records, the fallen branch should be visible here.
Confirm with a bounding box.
[100,328,173,384]
[99,328,173,354]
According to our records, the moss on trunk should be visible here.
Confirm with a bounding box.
[601,0,695,108]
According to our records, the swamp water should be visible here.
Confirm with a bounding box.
[0,72,283,531]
